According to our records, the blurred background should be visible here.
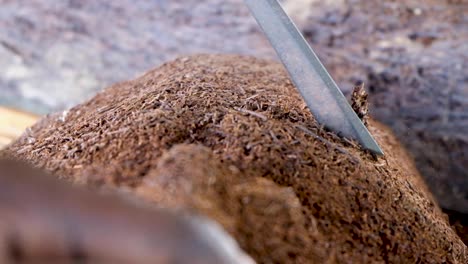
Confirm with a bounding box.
[0,0,467,214]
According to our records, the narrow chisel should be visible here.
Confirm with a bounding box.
[244,0,384,155]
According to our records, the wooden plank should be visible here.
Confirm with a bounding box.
[0,106,39,149]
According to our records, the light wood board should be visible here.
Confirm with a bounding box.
[0,106,39,149]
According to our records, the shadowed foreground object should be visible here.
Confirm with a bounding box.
[0,159,254,264]
[3,55,467,263]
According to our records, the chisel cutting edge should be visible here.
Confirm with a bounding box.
[244,0,384,155]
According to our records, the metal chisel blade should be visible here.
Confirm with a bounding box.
[244,0,384,155]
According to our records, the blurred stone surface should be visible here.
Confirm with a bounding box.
[0,0,275,113]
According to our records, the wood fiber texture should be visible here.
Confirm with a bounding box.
[5,55,467,263]
[295,0,468,213]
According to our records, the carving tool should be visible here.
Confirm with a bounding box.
[244,0,384,155]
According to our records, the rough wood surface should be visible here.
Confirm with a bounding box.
[5,55,466,263]
[293,0,468,214]
[1,0,466,215]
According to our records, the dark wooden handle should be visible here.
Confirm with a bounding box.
[0,159,252,264]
